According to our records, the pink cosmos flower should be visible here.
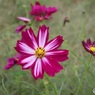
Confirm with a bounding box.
[15,25,69,79]
[16,17,30,33]
[4,54,21,70]
[82,38,95,56]
[30,1,57,21]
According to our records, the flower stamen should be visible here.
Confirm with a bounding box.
[35,47,45,58]
[90,46,95,52]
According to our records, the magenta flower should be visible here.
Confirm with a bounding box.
[82,38,95,56]
[16,17,30,33]
[15,25,69,79]
[30,1,57,21]
[4,54,21,70]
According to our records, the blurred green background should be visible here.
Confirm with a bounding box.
[1,0,95,95]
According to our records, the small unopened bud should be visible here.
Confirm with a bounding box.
[63,17,70,26]
[82,10,86,14]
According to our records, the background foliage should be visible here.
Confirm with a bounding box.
[0,0,95,95]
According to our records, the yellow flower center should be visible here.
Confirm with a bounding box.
[90,46,95,52]
[35,47,45,58]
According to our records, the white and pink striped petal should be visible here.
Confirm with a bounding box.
[42,57,63,76]
[17,17,30,23]
[46,50,68,62]
[22,56,36,69]
[31,58,44,79]
[45,36,63,51]
[16,41,35,55]
[38,25,49,48]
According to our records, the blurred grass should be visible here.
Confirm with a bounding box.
[1,0,95,95]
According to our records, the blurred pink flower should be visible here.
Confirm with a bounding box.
[82,38,95,56]
[4,54,21,70]
[16,17,30,33]
[15,25,69,79]
[30,1,57,21]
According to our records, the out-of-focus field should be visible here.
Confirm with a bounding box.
[0,0,95,95]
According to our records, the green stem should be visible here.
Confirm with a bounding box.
[45,75,58,95]
[80,13,87,40]
[2,78,9,95]
[75,55,92,95]
[70,50,83,64]
[22,2,29,18]
[19,81,40,93]
[42,79,49,95]
[18,81,21,95]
